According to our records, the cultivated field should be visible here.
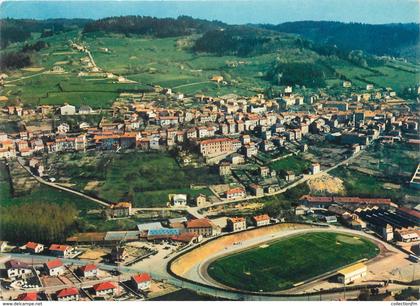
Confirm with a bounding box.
[207,232,379,292]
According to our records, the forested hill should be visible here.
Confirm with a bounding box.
[260,21,419,58]
[0,18,90,48]
[83,15,226,37]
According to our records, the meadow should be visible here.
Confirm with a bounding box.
[207,232,379,292]
[47,151,220,207]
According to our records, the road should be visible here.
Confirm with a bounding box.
[16,158,111,207]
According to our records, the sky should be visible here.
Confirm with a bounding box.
[0,0,419,24]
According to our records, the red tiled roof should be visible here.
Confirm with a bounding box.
[398,206,420,219]
[49,244,70,252]
[171,232,198,243]
[200,138,232,145]
[93,282,116,292]
[229,217,245,223]
[186,218,213,229]
[253,214,270,222]
[45,259,63,269]
[57,287,79,298]
[225,187,245,195]
[16,292,37,301]
[79,264,97,272]
[132,273,151,284]
[25,241,41,250]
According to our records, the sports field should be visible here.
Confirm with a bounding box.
[207,232,379,292]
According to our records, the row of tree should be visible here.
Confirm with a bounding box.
[83,15,225,37]
[0,203,78,244]
[262,21,419,58]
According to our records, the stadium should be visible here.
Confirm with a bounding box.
[168,223,389,294]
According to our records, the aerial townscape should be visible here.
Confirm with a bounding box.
[0,0,419,303]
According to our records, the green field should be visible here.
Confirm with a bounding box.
[208,232,379,292]
[47,151,220,207]
[0,162,97,211]
[269,155,311,175]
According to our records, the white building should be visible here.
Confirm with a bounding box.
[172,194,187,207]
[60,104,76,115]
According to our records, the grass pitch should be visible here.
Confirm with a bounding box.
[207,232,379,292]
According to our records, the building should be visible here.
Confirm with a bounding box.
[131,273,152,291]
[200,138,235,157]
[252,214,270,227]
[93,282,117,296]
[311,163,321,175]
[60,104,76,116]
[56,288,79,301]
[23,241,44,254]
[337,263,367,284]
[395,229,419,243]
[396,207,420,226]
[172,194,187,207]
[249,183,264,197]
[44,259,65,276]
[16,292,38,301]
[186,218,217,237]
[224,187,246,200]
[108,202,132,218]
[78,264,98,278]
[227,217,246,232]
[5,260,32,279]
[49,244,73,258]
[219,162,231,176]
[195,194,207,207]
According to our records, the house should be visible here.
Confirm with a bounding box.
[252,214,270,227]
[172,194,187,207]
[16,292,38,301]
[23,241,44,254]
[60,104,76,115]
[227,217,246,232]
[195,194,207,207]
[186,218,218,237]
[57,123,70,134]
[224,187,246,200]
[131,273,152,291]
[219,162,231,176]
[249,184,263,197]
[108,202,132,218]
[311,163,321,175]
[44,259,65,276]
[322,215,338,223]
[284,171,295,182]
[342,81,352,88]
[56,287,79,301]
[78,264,98,278]
[5,260,32,279]
[199,138,235,157]
[337,263,367,284]
[93,282,117,296]
[49,244,73,258]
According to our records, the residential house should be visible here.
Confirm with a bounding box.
[224,187,246,200]
[186,218,218,237]
[78,264,98,278]
[227,217,246,232]
[252,214,270,227]
[195,194,207,207]
[131,273,152,291]
[23,242,44,254]
[93,282,117,296]
[44,259,65,276]
[56,288,79,301]
[108,202,132,218]
[5,260,32,279]
[172,194,187,207]
[49,244,73,258]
